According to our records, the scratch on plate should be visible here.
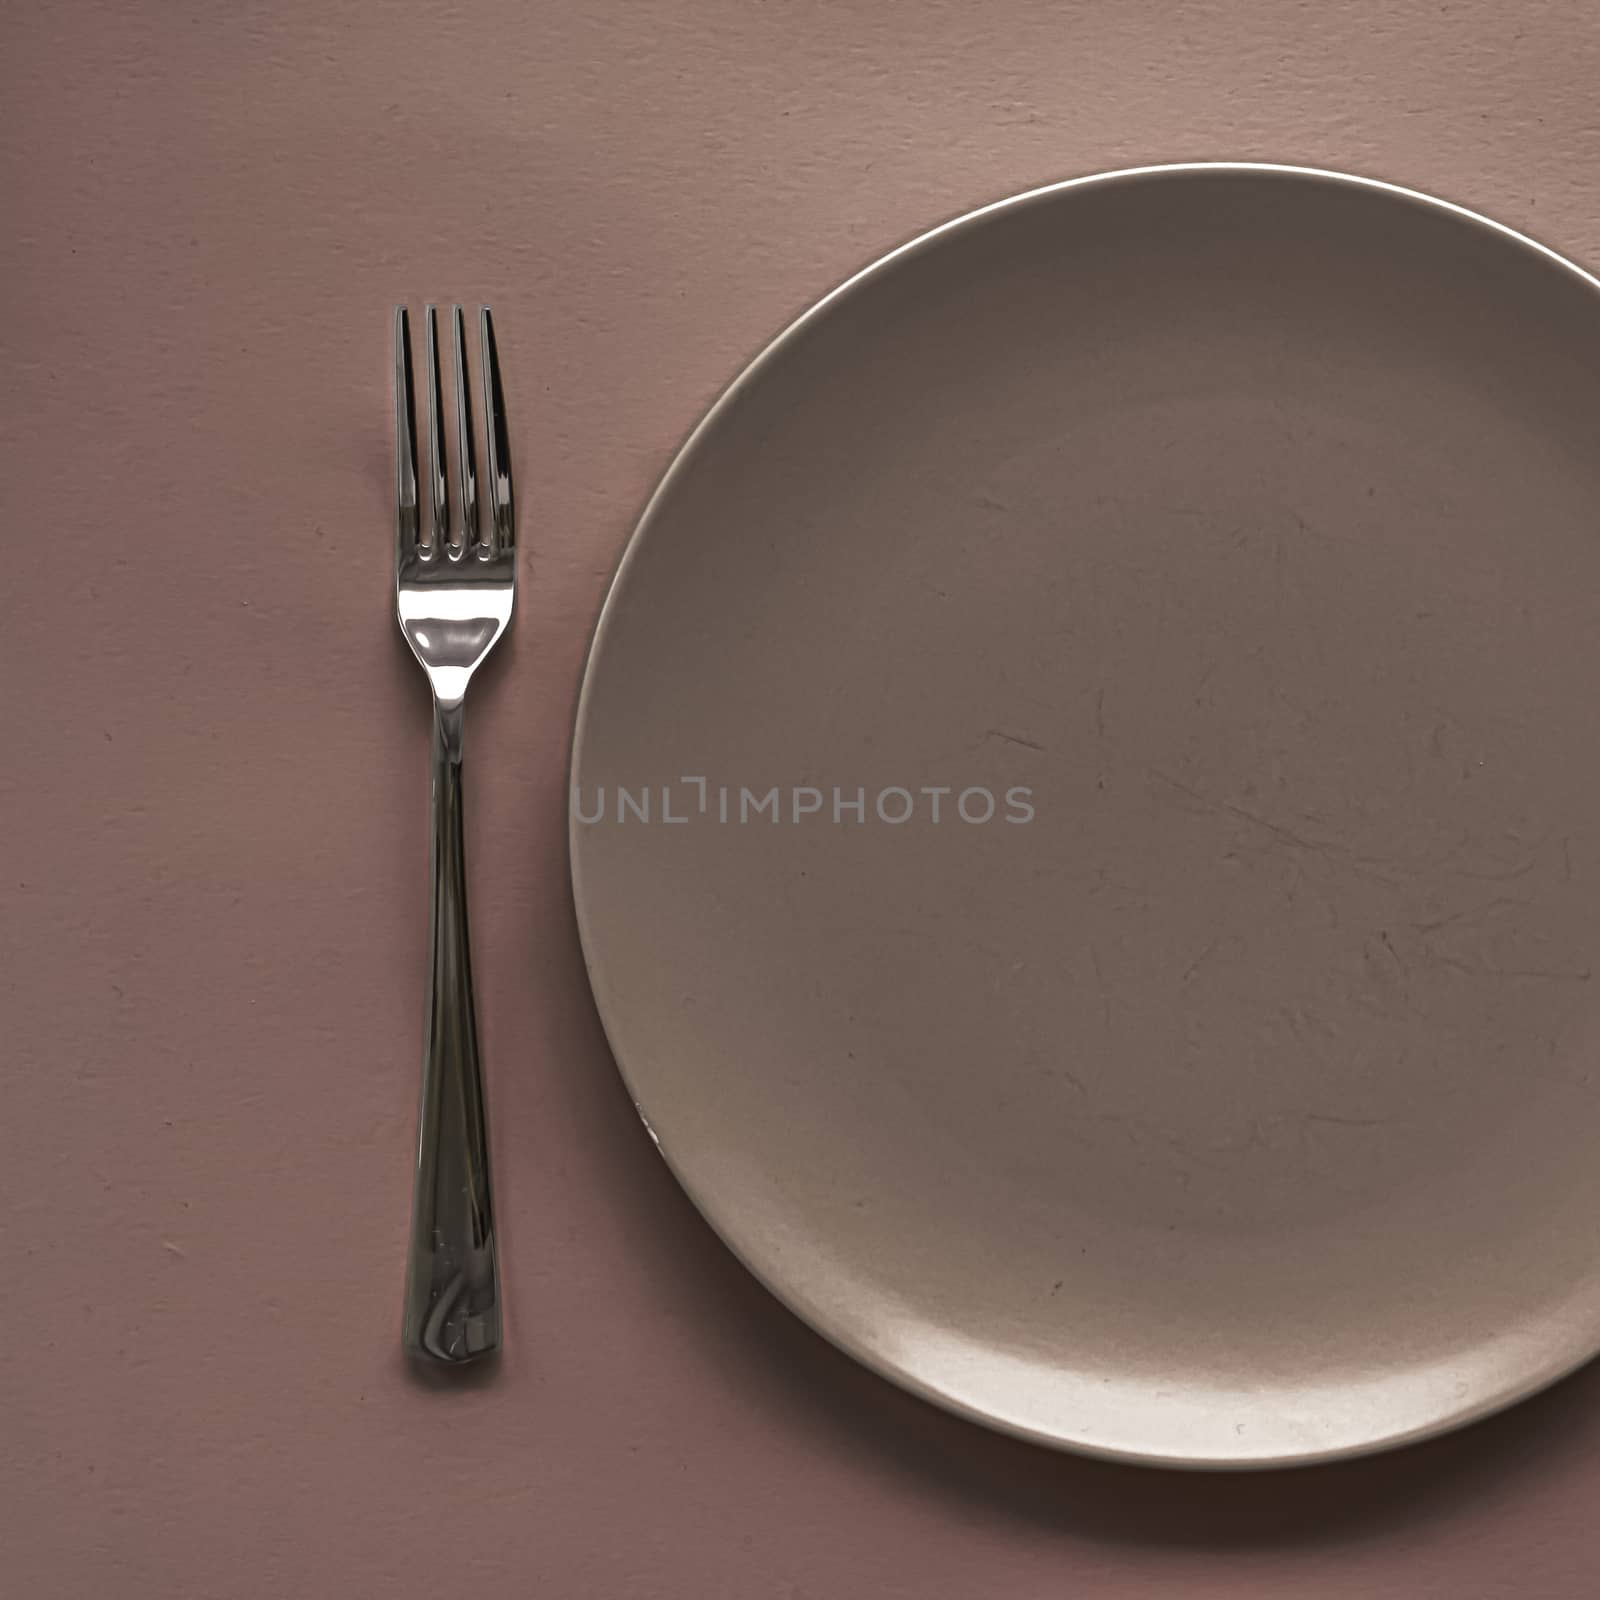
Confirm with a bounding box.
[986,727,1045,752]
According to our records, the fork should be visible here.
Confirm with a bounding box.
[393,304,515,1363]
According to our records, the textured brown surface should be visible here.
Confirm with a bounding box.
[9,1,1600,1594]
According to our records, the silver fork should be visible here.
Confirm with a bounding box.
[393,304,515,1364]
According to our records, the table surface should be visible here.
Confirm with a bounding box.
[8,3,1600,1595]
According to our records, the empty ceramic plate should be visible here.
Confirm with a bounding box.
[570,165,1600,1467]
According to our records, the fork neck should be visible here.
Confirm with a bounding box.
[433,697,466,765]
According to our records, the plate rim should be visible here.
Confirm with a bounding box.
[566,161,1600,1469]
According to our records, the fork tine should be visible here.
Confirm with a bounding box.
[479,308,514,552]
[452,306,480,552]
[423,306,448,554]
[393,307,420,560]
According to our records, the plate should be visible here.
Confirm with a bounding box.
[570,165,1600,1467]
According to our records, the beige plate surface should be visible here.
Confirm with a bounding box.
[570,165,1600,1468]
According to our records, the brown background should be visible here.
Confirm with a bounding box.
[6,2,1600,1595]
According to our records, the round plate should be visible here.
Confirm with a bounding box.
[570,165,1600,1467]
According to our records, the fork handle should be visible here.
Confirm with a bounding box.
[402,698,501,1363]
